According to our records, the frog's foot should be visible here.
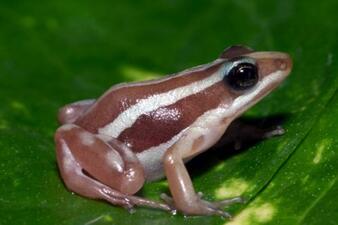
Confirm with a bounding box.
[58,99,96,124]
[210,196,246,208]
[126,195,172,212]
[160,193,245,218]
[262,125,285,138]
[55,124,171,212]
[101,188,172,212]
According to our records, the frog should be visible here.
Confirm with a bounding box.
[54,45,292,217]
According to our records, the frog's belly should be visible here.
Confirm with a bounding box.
[136,146,167,181]
[136,131,185,181]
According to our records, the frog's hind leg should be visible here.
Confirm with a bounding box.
[58,99,96,124]
[55,124,171,211]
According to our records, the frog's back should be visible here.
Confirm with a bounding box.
[75,61,223,153]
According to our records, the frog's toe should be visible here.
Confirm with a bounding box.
[263,125,285,138]
[196,195,244,217]
[160,193,177,214]
[211,196,246,208]
[160,193,241,218]
[160,193,174,205]
[195,191,245,208]
[126,195,172,212]
[194,200,233,218]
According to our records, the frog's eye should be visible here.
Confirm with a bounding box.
[226,62,258,91]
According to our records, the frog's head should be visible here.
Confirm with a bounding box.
[218,45,292,118]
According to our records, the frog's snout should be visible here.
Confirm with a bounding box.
[273,52,293,75]
[245,51,293,78]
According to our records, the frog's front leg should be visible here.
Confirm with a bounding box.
[55,124,171,211]
[162,137,244,217]
[58,99,96,124]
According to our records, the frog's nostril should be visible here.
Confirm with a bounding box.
[279,61,287,70]
[274,56,292,72]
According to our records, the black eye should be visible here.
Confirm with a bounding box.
[226,63,258,90]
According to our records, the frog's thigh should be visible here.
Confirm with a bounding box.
[55,124,172,211]
[58,99,96,124]
[55,124,145,196]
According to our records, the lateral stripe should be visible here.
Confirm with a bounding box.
[99,69,224,137]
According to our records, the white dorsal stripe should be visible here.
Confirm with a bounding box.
[99,69,224,138]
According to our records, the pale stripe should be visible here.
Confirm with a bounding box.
[99,68,225,137]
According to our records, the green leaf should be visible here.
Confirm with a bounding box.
[0,1,337,225]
